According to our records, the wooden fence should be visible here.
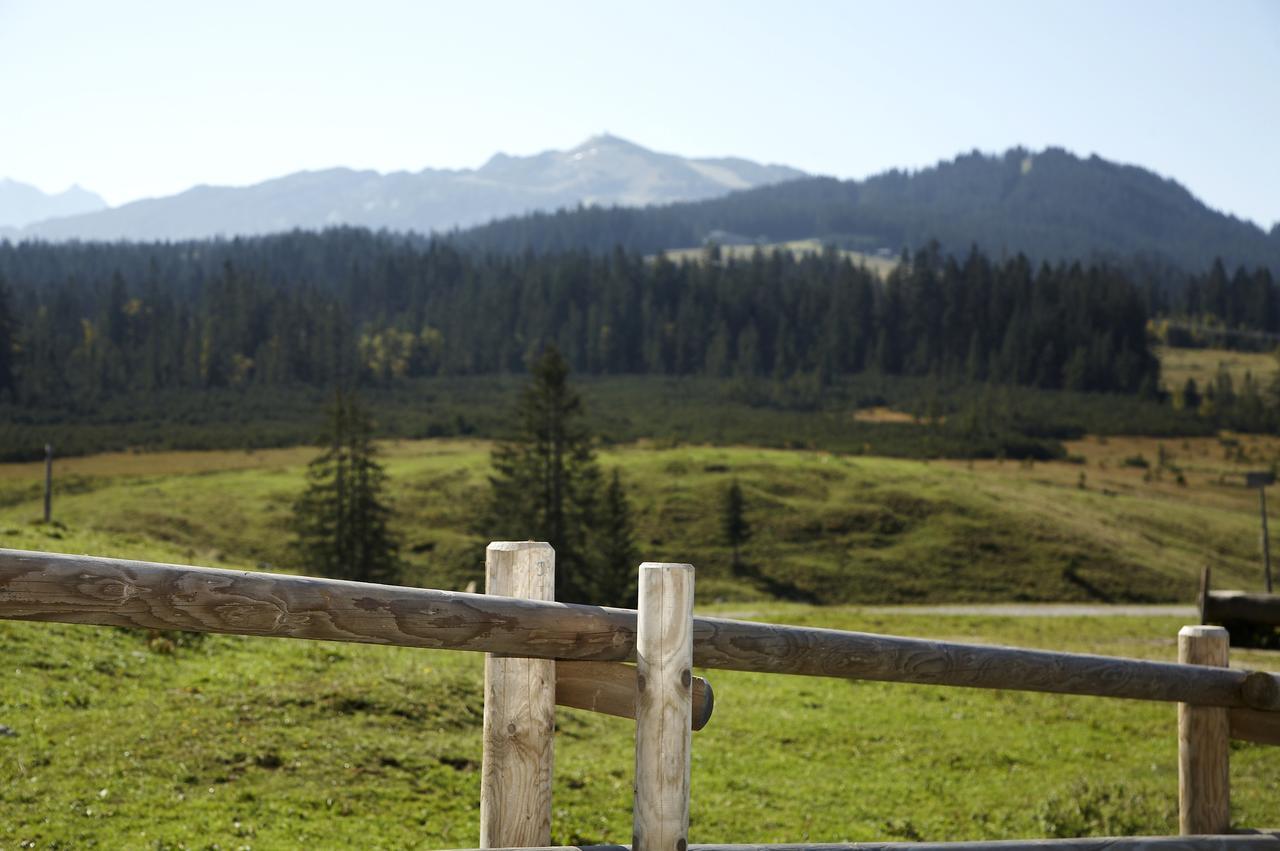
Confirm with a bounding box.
[1,543,1278,850]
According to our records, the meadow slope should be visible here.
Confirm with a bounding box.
[0,435,1274,605]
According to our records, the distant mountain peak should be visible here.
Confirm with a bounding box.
[573,132,640,151]
[13,137,806,242]
[0,178,108,229]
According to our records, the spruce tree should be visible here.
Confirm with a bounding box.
[592,468,640,607]
[722,480,751,574]
[293,390,401,584]
[485,345,603,603]
[1182,378,1202,412]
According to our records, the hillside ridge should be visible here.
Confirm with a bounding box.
[454,146,1280,274]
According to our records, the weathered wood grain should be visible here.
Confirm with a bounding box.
[1,548,1279,710]
[480,542,555,849]
[556,661,713,731]
[633,563,694,851]
[1178,626,1231,836]
[1229,706,1280,745]
[455,836,1280,851]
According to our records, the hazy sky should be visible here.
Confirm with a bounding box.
[3,0,1278,227]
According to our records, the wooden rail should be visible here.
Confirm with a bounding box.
[1229,707,1280,745]
[1197,566,1280,630]
[556,660,714,731]
[1,548,1277,711]
[1201,591,1280,628]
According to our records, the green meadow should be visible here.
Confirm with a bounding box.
[0,439,1278,847]
[2,608,1277,849]
[0,436,1274,605]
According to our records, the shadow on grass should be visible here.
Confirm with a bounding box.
[735,560,821,604]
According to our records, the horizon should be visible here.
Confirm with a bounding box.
[2,0,1278,228]
[6,136,1277,235]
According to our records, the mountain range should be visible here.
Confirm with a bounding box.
[0,135,804,242]
[4,139,1278,276]
[0,179,107,229]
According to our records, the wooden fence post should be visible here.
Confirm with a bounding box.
[633,562,695,851]
[1178,624,1230,835]
[480,542,555,849]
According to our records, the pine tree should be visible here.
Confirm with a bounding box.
[485,345,603,603]
[592,468,639,607]
[293,390,401,584]
[722,480,751,574]
[1182,378,1202,412]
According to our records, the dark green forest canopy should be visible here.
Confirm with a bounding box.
[1165,258,1280,341]
[0,232,1159,404]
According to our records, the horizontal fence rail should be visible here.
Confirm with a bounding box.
[1201,591,1280,628]
[557,660,714,732]
[1,548,1279,713]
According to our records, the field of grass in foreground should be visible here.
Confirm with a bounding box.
[0,434,1276,606]
[0,608,1276,849]
[0,438,1278,846]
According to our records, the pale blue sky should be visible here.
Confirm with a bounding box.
[2,0,1278,227]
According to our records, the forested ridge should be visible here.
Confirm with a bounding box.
[0,230,1158,405]
[453,148,1280,275]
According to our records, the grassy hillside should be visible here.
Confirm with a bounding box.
[0,435,1275,608]
[1,441,1278,846]
[1156,345,1278,393]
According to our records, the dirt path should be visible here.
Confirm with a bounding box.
[868,603,1198,617]
[712,604,1198,619]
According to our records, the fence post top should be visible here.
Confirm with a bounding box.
[1180,624,1230,640]
[639,562,694,573]
[486,541,554,553]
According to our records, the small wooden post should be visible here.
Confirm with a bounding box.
[480,542,555,849]
[1246,471,1275,593]
[1178,624,1230,835]
[1261,487,1273,593]
[43,443,52,524]
[633,562,694,851]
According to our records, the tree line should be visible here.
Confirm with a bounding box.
[1154,258,1280,344]
[0,231,1159,404]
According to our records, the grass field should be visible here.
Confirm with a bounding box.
[1,608,1275,849]
[1156,345,1278,394]
[1,438,1278,847]
[656,239,899,279]
[0,434,1277,605]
